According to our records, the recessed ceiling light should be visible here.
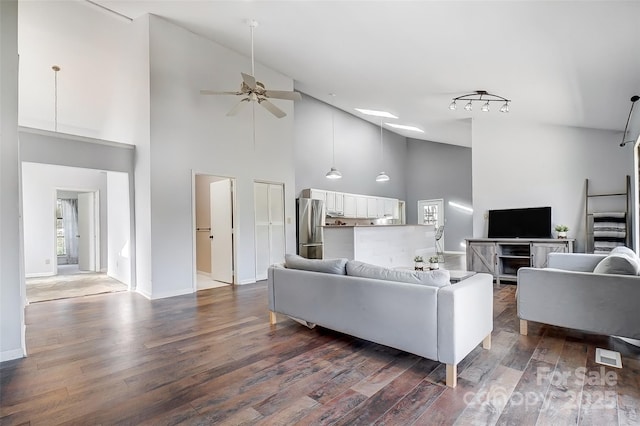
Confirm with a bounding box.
[384,123,424,133]
[354,108,398,119]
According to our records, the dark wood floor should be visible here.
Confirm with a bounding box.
[2,281,640,425]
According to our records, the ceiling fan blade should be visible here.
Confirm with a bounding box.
[264,90,302,101]
[241,72,256,90]
[258,99,286,118]
[227,98,250,116]
[200,89,241,96]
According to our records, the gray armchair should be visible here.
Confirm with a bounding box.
[517,252,640,340]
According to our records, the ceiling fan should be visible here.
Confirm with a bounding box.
[200,20,301,118]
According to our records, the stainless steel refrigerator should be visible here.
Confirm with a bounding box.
[297,198,325,259]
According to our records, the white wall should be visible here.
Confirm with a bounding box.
[22,163,108,276]
[0,0,25,361]
[18,1,137,144]
[142,15,296,296]
[294,94,407,200]
[107,171,131,286]
[472,119,633,252]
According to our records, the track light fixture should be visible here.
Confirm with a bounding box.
[619,95,639,147]
[449,90,511,113]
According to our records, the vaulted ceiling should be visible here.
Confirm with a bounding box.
[95,1,640,147]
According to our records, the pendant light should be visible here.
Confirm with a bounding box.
[376,120,390,182]
[52,65,60,131]
[325,93,342,179]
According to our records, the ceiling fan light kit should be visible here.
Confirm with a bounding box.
[450,90,510,113]
[200,19,301,118]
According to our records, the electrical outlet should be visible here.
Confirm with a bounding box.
[45,259,50,265]
[286,217,292,224]
[484,213,489,220]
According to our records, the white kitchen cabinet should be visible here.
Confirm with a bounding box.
[367,197,378,218]
[309,189,326,203]
[325,191,344,215]
[384,198,397,217]
[356,196,368,218]
[343,194,357,217]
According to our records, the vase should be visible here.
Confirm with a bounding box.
[558,231,567,239]
[430,262,439,270]
[414,262,424,271]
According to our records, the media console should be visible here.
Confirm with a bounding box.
[466,238,575,284]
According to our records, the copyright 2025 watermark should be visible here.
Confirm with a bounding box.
[463,366,618,411]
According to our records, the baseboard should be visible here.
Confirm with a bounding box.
[25,272,55,278]
[238,278,257,285]
[135,288,152,300]
[0,348,25,362]
[445,251,466,255]
[147,287,193,300]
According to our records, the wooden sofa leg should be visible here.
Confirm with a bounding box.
[269,311,277,325]
[446,364,457,388]
[482,333,492,350]
[520,319,528,336]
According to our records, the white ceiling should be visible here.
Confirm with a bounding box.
[96,0,640,147]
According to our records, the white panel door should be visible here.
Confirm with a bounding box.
[254,182,286,280]
[77,192,96,271]
[269,184,285,266]
[210,180,233,283]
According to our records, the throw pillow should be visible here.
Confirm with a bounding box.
[610,246,639,261]
[346,260,450,287]
[593,253,640,275]
[284,253,348,275]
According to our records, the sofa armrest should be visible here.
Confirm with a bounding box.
[518,267,640,339]
[437,273,493,365]
[547,253,607,271]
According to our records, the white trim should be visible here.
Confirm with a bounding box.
[148,287,193,300]
[136,288,152,300]
[445,250,466,255]
[0,348,25,362]
[238,279,257,285]
[18,126,135,150]
[25,272,55,278]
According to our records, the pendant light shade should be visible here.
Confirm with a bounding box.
[375,171,390,182]
[326,167,342,179]
[325,93,342,179]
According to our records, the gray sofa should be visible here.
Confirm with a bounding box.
[267,255,493,387]
[518,251,640,339]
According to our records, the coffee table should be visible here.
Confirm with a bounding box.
[448,270,477,283]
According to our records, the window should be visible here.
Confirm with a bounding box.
[56,199,65,256]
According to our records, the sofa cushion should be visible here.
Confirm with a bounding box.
[284,254,347,275]
[593,253,640,275]
[346,260,450,287]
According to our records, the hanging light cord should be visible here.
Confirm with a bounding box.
[620,95,640,147]
[331,94,336,167]
[380,120,384,168]
[52,65,60,132]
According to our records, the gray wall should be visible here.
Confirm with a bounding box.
[405,138,473,252]
[295,94,407,200]
[472,119,633,253]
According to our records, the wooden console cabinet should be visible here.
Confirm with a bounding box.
[466,238,575,284]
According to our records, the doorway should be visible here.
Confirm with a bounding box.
[193,174,236,290]
[55,190,100,274]
[418,198,445,257]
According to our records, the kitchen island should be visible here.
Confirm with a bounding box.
[323,224,436,268]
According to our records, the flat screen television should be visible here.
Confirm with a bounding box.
[488,206,552,239]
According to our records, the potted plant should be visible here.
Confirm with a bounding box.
[555,225,569,239]
[428,256,440,270]
[413,255,424,271]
